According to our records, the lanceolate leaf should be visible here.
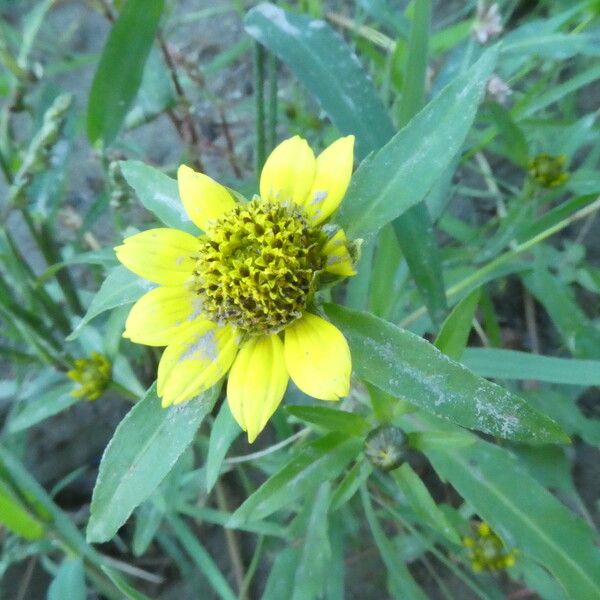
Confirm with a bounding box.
[8,382,77,433]
[244,3,392,159]
[292,483,332,600]
[337,48,497,242]
[361,484,427,599]
[68,266,154,340]
[230,433,361,524]
[205,401,241,494]
[48,558,86,600]
[428,439,600,599]
[286,405,370,437]
[435,288,481,360]
[0,478,45,540]
[120,161,198,234]
[87,0,165,145]
[87,384,218,542]
[463,348,600,386]
[325,304,567,443]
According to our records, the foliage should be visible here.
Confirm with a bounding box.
[0,0,599,598]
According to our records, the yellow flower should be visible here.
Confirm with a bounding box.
[115,136,357,442]
[528,153,569,188]
[463,521,517,572]
[67,352,112,401]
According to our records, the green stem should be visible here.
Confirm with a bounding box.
[3,229,71,335]
[266,52,278,152]
[397,0,431,127]
[374,495,496,600]
[109,381,141,403]
[400,195,600,327]
[254,42,266,179]
[239,535,265,599]
[166,514,237,600]
[20,210,83,315]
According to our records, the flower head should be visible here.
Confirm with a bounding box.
[67,352,111,401]
[528,153,569,188]
[472,2,503,44]
[115,136,357,442]
[463,521,517,572]
[486,73,512,105]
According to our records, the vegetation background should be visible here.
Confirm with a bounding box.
[0,0,599,599]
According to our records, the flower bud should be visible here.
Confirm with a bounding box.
[463,521,517,572]
[67,352,112,401]
[528,153,569,188]
[363,424,407,472]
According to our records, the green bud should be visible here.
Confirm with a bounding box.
[67,352,112,402]
[528,153,569,188]
[363,424,407,472]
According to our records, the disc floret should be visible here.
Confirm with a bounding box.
[191,197,328,335]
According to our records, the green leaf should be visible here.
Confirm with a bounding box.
[428,439,600,599]
[87,0,165,145]
[8,382,77,433]
[179,504,287,538]
[133,500,163,557]
[86,383,218,542]
[407,430,475,452]
[486,103,529,167]
[391,464,460,544]
[325,303,568,443]
[502,32,600,60]
[286,405,370,437]
[230,433,361,524]
[330,460,372,511]
[396,0,430,127]
[523,267,600,360]
[392,205,447,327]
[463,349,600,386]
[360,484,427,599]
[68,266,154,341]
[101,567,153,600]
[205,401,240,494]
[48,558,86,600]
[292,482,332,600]
[166,514,237,600]
[244,3,392,159]
[0,478,45,540]
[37,248,118,284]
[434,288,480,360]
[120,161,198,234]
[263,547,300,600]
[337,48,497,242]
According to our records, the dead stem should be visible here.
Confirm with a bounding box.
[215,480,247,600]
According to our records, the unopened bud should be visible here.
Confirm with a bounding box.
[364,425,407,472]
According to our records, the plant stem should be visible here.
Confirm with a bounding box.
[225,428,309,465]
[215,480,247,599]
[254,42,266,179]
[400,195,600,327]
[266,52,278,153]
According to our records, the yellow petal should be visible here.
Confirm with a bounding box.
[177,165,237,230]
[324,229,356,277]
[284,313,351,401]
[115,228,198,285]
[260,136,316,206]
[227,334,288,443]
[304,135,354,224]
[158,322,240,407]
[124,286,206,346]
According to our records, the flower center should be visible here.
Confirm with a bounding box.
[191,198,327,335]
